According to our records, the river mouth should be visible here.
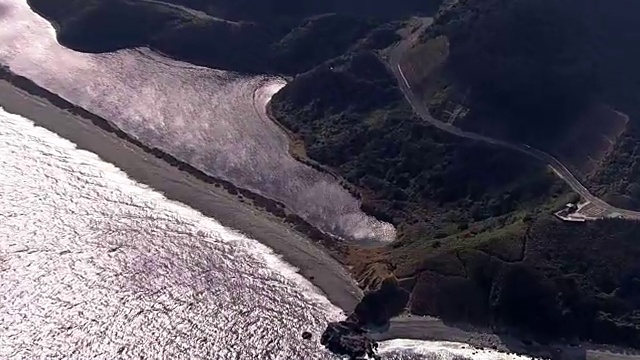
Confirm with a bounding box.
[0,0,395,244]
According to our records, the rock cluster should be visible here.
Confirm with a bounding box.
[320,320,380,360]
[320,277,409,359]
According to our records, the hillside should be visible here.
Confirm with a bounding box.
[397,216,640,347]
[420,0,600,144]
[271,51,562,238]
[269,0,640,347]
[585,0,640,210]
[272,48,640,349]
[270,49,627,344]
[412,0,640,209]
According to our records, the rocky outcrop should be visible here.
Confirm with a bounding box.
[321,276,409,358]
[321,321,379,360]
[352,277,410,328]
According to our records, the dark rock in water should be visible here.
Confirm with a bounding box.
[320,276,408,359]
[302,331,313,340]
[321,320,379,360]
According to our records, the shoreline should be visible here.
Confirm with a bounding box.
[2,66,638,360]
[0,67,363,312]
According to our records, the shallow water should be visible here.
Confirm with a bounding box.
[0,108,534,359]
[379,340,532,360]
[0,0,395,243]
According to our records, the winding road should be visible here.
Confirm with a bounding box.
[386,19,640,221]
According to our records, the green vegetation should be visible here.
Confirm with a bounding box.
[421,0,600,144]
[394,216,640,346]
[560,0,640,210]
[272,51,563,238]
[419,0,640,210]
[590,130,640,210]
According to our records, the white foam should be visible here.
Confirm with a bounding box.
[0,106,342,358]
[379,340,532,360]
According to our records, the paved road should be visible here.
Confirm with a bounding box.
[386,20,640,221]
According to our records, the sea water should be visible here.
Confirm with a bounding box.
[0,107,340,358]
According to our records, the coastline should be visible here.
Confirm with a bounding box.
[0,67,347,253]
[264,100,398,242]
[2,66,639,360]
[0,68,363,312]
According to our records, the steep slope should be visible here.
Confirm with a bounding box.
[271,51,561,235]
[412,0,640,209]
[420,0,600,144]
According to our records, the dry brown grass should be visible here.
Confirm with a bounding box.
[343,246,395,290]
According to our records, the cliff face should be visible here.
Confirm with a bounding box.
[321,277,408,359]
